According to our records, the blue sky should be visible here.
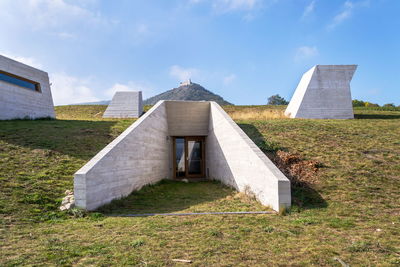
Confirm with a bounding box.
[0,0,399,105]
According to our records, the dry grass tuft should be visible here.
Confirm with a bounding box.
[228,109,287,120]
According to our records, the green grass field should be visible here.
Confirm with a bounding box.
[1,105,399,266]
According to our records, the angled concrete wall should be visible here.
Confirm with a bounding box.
[0,54,55,120]
[103,91,143,118]
[285,65,357,119]
[75,101,170,210]
[75,100,291,212]
[206,102,291,211]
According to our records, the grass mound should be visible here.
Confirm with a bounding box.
[1,105,399,266]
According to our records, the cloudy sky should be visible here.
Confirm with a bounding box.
[1,0,399,105]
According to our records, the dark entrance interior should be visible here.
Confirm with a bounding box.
[173,136,205,179]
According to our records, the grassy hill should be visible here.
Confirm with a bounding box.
[1,105,399,266]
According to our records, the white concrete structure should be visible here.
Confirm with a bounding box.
[75,101,291,212]
[285,65,357,119]
[103,91,143,118]
[0,54,55,120]
[179,79,192,86]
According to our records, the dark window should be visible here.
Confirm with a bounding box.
[0,71,40,92]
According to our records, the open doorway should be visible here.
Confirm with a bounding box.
[173,136,205,179]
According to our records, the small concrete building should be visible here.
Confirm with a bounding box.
[103,91,143,118]
[75,101,291,212]
[285,65,357,119]
[0,55,55,120]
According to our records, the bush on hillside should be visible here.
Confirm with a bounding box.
[365,102,380,107]
[267,94,289,105]
[352,99,366,107]
[383,103,395,108]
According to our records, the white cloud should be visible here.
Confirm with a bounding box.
[50,73,99,105]
[1,52,43,69]
[189,0,203,3]
[189,0,264,13]
[327,0,369,30]
[213,0,261,12]
[56,32,76,40]
[0,0,110,38]
[105,82,154,99]
[223,74,236,85]
[302,0,316,19]
[169,65,199,82]
[295,46,319,62]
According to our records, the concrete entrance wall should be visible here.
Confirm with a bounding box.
[207,102,291,211]
[75,101,170,210]
[74,100,291,212]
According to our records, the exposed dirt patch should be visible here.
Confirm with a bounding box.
[270,150,321,186]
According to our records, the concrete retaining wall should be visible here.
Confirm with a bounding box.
[0,55,55,120]
[74,101,170,210]
[206,102,291,211]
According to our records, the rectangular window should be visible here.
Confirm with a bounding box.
[0,70,40,92]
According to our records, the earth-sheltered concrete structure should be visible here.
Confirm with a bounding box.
[103,91,143,118]
[74,100,291,212]
[285,65,357,119]
[0,54,55,120]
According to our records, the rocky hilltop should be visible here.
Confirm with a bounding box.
[144,81,232,105]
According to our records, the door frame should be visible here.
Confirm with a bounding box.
[172,136,206,179]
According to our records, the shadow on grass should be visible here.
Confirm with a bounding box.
[354,114,400,120]
[0,119,118,159]
[97,180,235,215]
[238,123,327,211]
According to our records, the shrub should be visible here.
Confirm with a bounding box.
[267,94,289,105]
[365,102,380,107]
[383,103,395,107]
[352,99,365,107]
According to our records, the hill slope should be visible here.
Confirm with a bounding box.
[144,82,232,105]
[1,105,399,266]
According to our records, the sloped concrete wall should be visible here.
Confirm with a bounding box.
[207,102,291,211]
[0,55,55,120]
[103,91,143,118]
[166,101,209,136]
[284,66,316,119]
[75,100,291,212]
[74,101,169,210]
[285,65,356,119]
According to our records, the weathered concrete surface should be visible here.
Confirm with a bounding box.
[75,100,291,212]
[285,65,357,119]
[103,91,143,118]
[206,102,291,211]
[0,54,55,120]
[75,101,170,210]
[166,101,209,136]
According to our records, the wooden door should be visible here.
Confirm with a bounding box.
[173,137,205,179]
